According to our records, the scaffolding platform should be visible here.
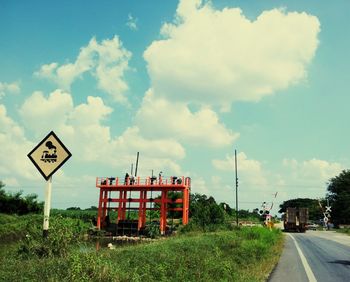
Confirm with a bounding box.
[96,176,191,235]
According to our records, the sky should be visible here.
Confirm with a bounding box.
[1,0,349,215]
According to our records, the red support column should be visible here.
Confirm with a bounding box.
[102,190,108,226]
[121,190,127,220]
[160,190,168,234]
[182,188,189,225]
[138,191,144,230]
[141,190,147,228]
[97,189,104,229]
[117,191,123,222]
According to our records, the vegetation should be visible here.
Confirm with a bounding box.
[327,169,350,225]
[279,198,324,221]
[0,224,283,281]
[0,181,43,215]
[335,227,350,236]
[190,193,225,229]
[0,180,284,281]
[51,208,99,224]
[0,213,42,243]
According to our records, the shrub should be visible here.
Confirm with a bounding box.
[0,181,43,215]
[17,215,89,258]
[144,222,160,238]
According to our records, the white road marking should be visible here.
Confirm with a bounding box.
[288,233,317,282]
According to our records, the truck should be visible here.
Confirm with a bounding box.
[283,207,309,232]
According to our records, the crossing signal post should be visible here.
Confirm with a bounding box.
[27,131,72,237]
[259,201,274,229]
[318,198,332,229]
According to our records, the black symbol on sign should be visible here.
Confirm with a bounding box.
[41,141,57,163]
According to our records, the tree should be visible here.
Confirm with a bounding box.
[85,206,98,210]
[219,202,233,216]
[66,207,81,210]
[189,193,225,229]
[0,180,43,215]
[279,198,324,222]
[327,169,350,225]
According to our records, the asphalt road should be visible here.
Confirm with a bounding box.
[269,231,350,282]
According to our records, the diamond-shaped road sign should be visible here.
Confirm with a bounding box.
[27,131,72,180]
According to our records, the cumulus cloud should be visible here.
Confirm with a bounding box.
[283,158,343,184]
[18,90,185,175]
[0,81,20,99]
[191,176,209,195]
[213,152,268,186]
[35,36,131,103]
[0,105,37,180]
[135,89,238,147]
[106,127,186,176]
[214,154,343,192]
[19,89,74,136]
[144,0,320,110]
[212,154,345,213]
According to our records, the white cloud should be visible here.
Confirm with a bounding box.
[78,124,186,176]
[144,0,320,110]
[69,96,113,127]
[212,154,344,213]
[18,90,186,176]
[19,89,74,137]
[0,105,38,180]
[35,36,131,103]
[283,158,343,184]
[126,14,138,31]
[111,126,185,160]
[2,177,20,187]
[191,176,209,195]
[213,152,268,187]
[0,81,20,99]
[135,89,238,147]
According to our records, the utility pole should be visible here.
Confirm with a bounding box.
[235,149,239,226]
[135,152,140,177]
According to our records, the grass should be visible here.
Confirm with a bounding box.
[0,223,283,282]
[335,228,350,236]
[0,213,42,243]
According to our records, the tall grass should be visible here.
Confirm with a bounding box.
[336,227,350,235]
[0,213,42,242]
[0,226,283,281]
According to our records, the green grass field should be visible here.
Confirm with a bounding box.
[0,213,283,281]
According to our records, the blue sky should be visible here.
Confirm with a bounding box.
[1,0,349,214]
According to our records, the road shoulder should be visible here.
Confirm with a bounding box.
[268,233,308,282]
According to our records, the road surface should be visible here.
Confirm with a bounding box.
[269,231,350,282]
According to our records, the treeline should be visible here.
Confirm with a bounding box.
[0,179,261,228]
[185,193,261,231]
[279,198,325,221]
[0,181,43,215]
[278,169,350,226]
[327,169,350,225]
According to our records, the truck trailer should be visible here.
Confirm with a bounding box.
[283,207,309,232]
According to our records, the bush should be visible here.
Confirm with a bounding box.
[0,181,43,215]
[0,213,42,242]
[17,215,89,258]
[144,222,160,238]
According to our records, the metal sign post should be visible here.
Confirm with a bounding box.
[43,176,52,238]
[27,131,71,237]
[235,149,239,226]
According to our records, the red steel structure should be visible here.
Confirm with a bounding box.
[96,175,191,234]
